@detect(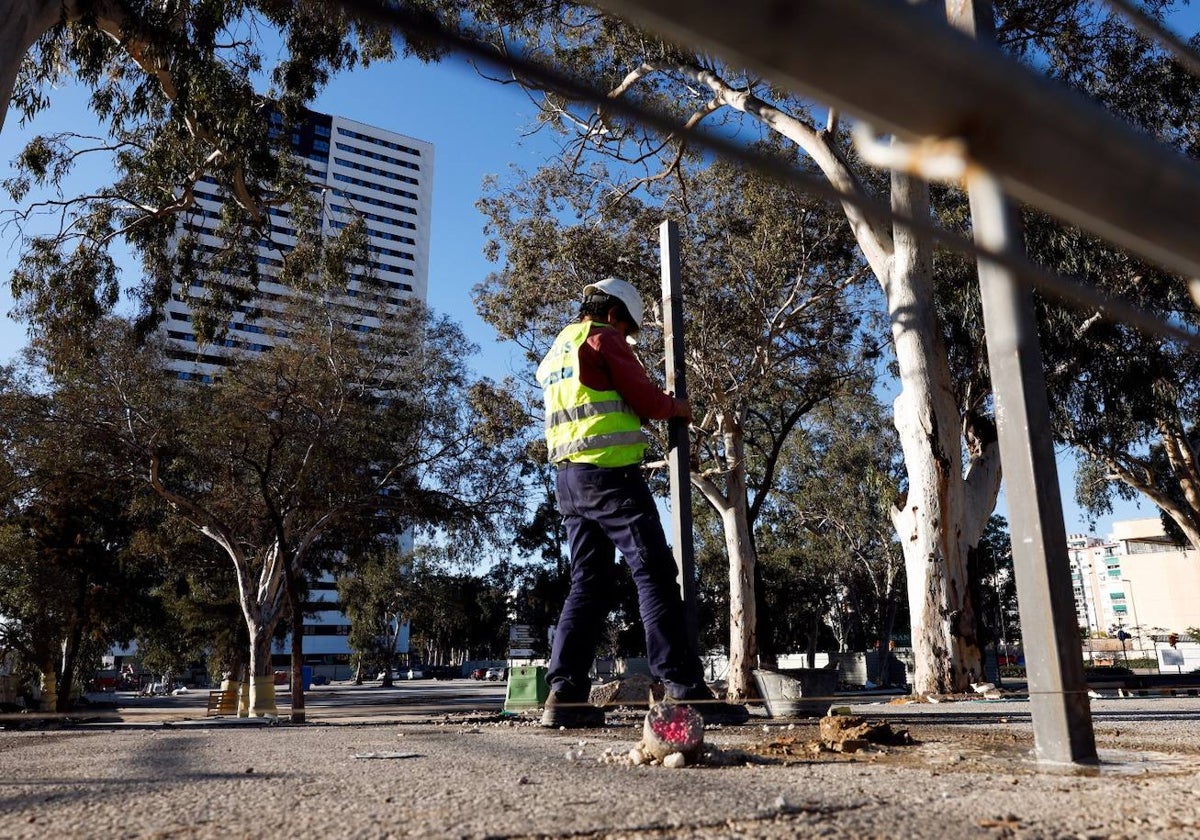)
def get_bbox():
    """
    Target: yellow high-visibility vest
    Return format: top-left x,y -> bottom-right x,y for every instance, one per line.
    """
536,322 -> 647,467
